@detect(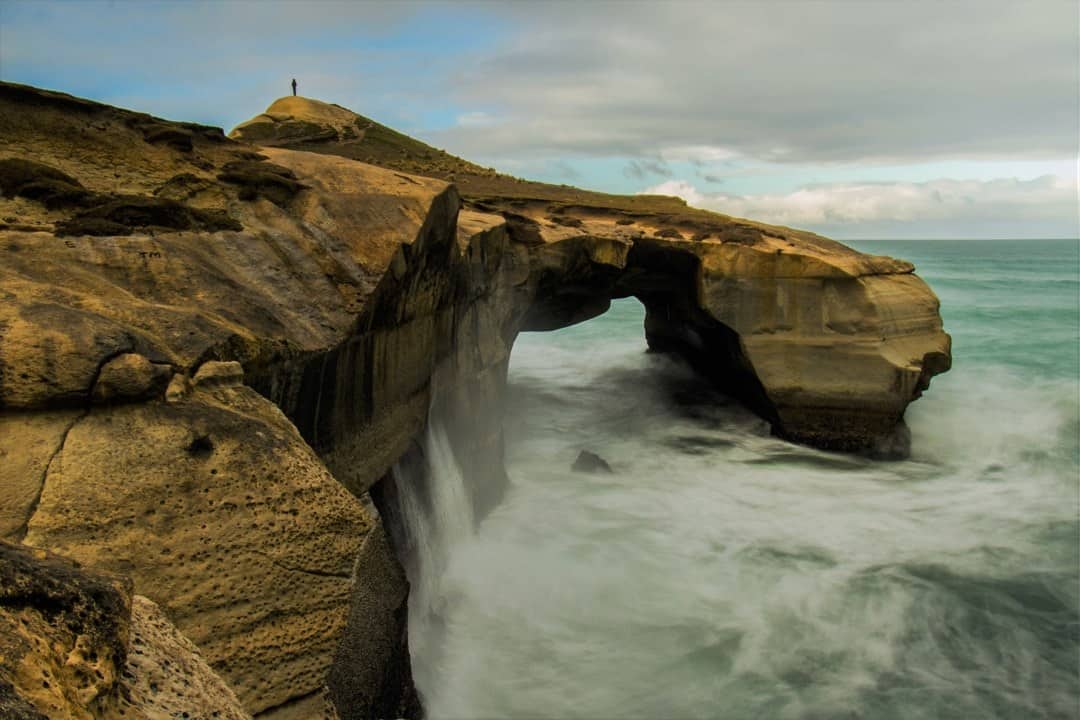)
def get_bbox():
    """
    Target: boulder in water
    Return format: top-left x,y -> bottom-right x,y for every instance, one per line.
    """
572,450 -> 613,474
